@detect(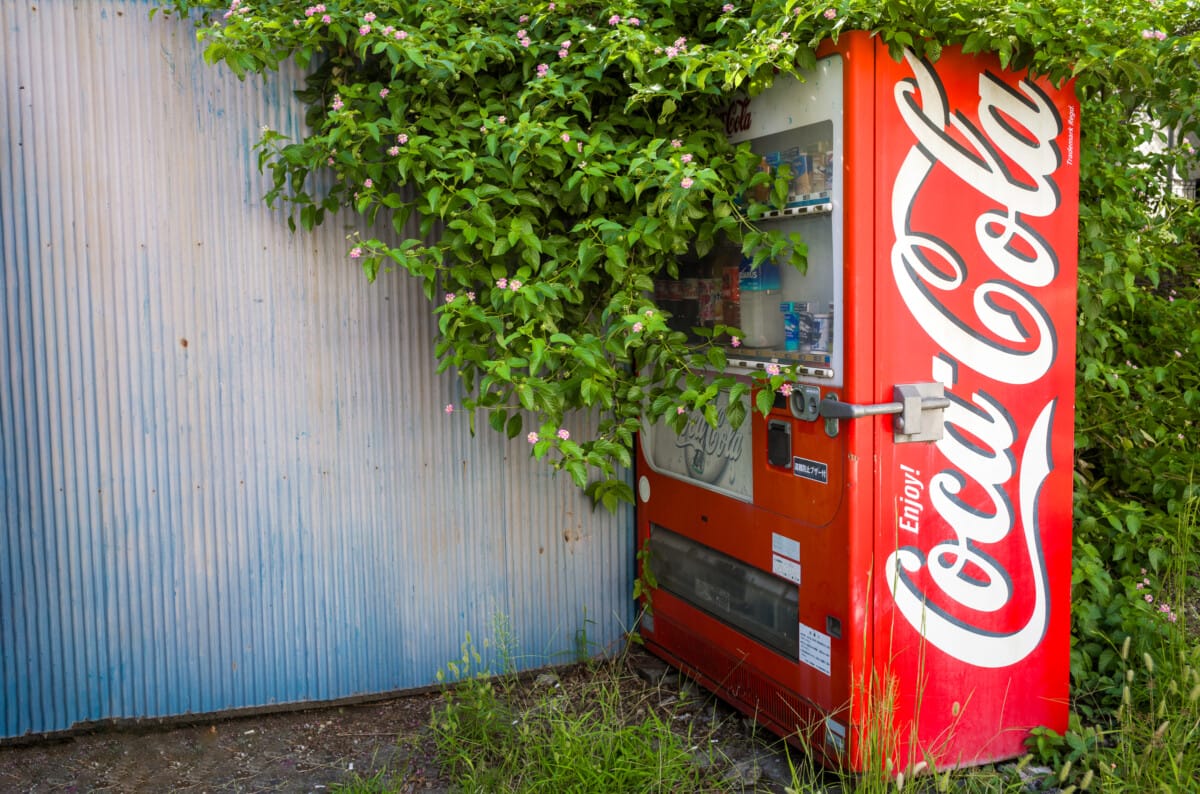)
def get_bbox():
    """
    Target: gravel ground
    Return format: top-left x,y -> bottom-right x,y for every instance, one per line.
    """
0,647 -> 804,793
